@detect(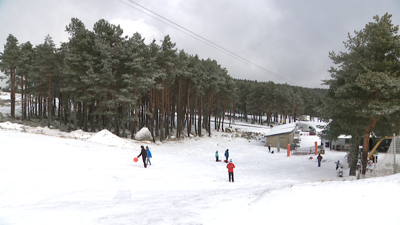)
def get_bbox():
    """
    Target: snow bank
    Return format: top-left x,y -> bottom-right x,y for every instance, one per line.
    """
89,129 -> 138,149
0,121 -> 26,130
63,129 -> 94,140
0,122 -> 69,136
0,121 -> 142,149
